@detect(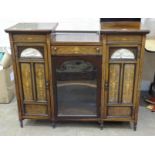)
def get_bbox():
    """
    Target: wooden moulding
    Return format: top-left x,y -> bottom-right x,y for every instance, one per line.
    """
100,18 -> 141,30
24,104 -> 48,116
107,107 -> 132,117
13,34 -> 46,43
107,34 -> 142,43
101,22 -> 141,30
